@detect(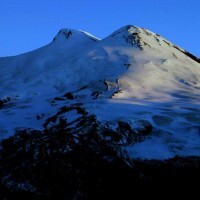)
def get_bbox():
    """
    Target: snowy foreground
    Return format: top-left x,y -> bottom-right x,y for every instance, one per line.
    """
0,25 -> 200,160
